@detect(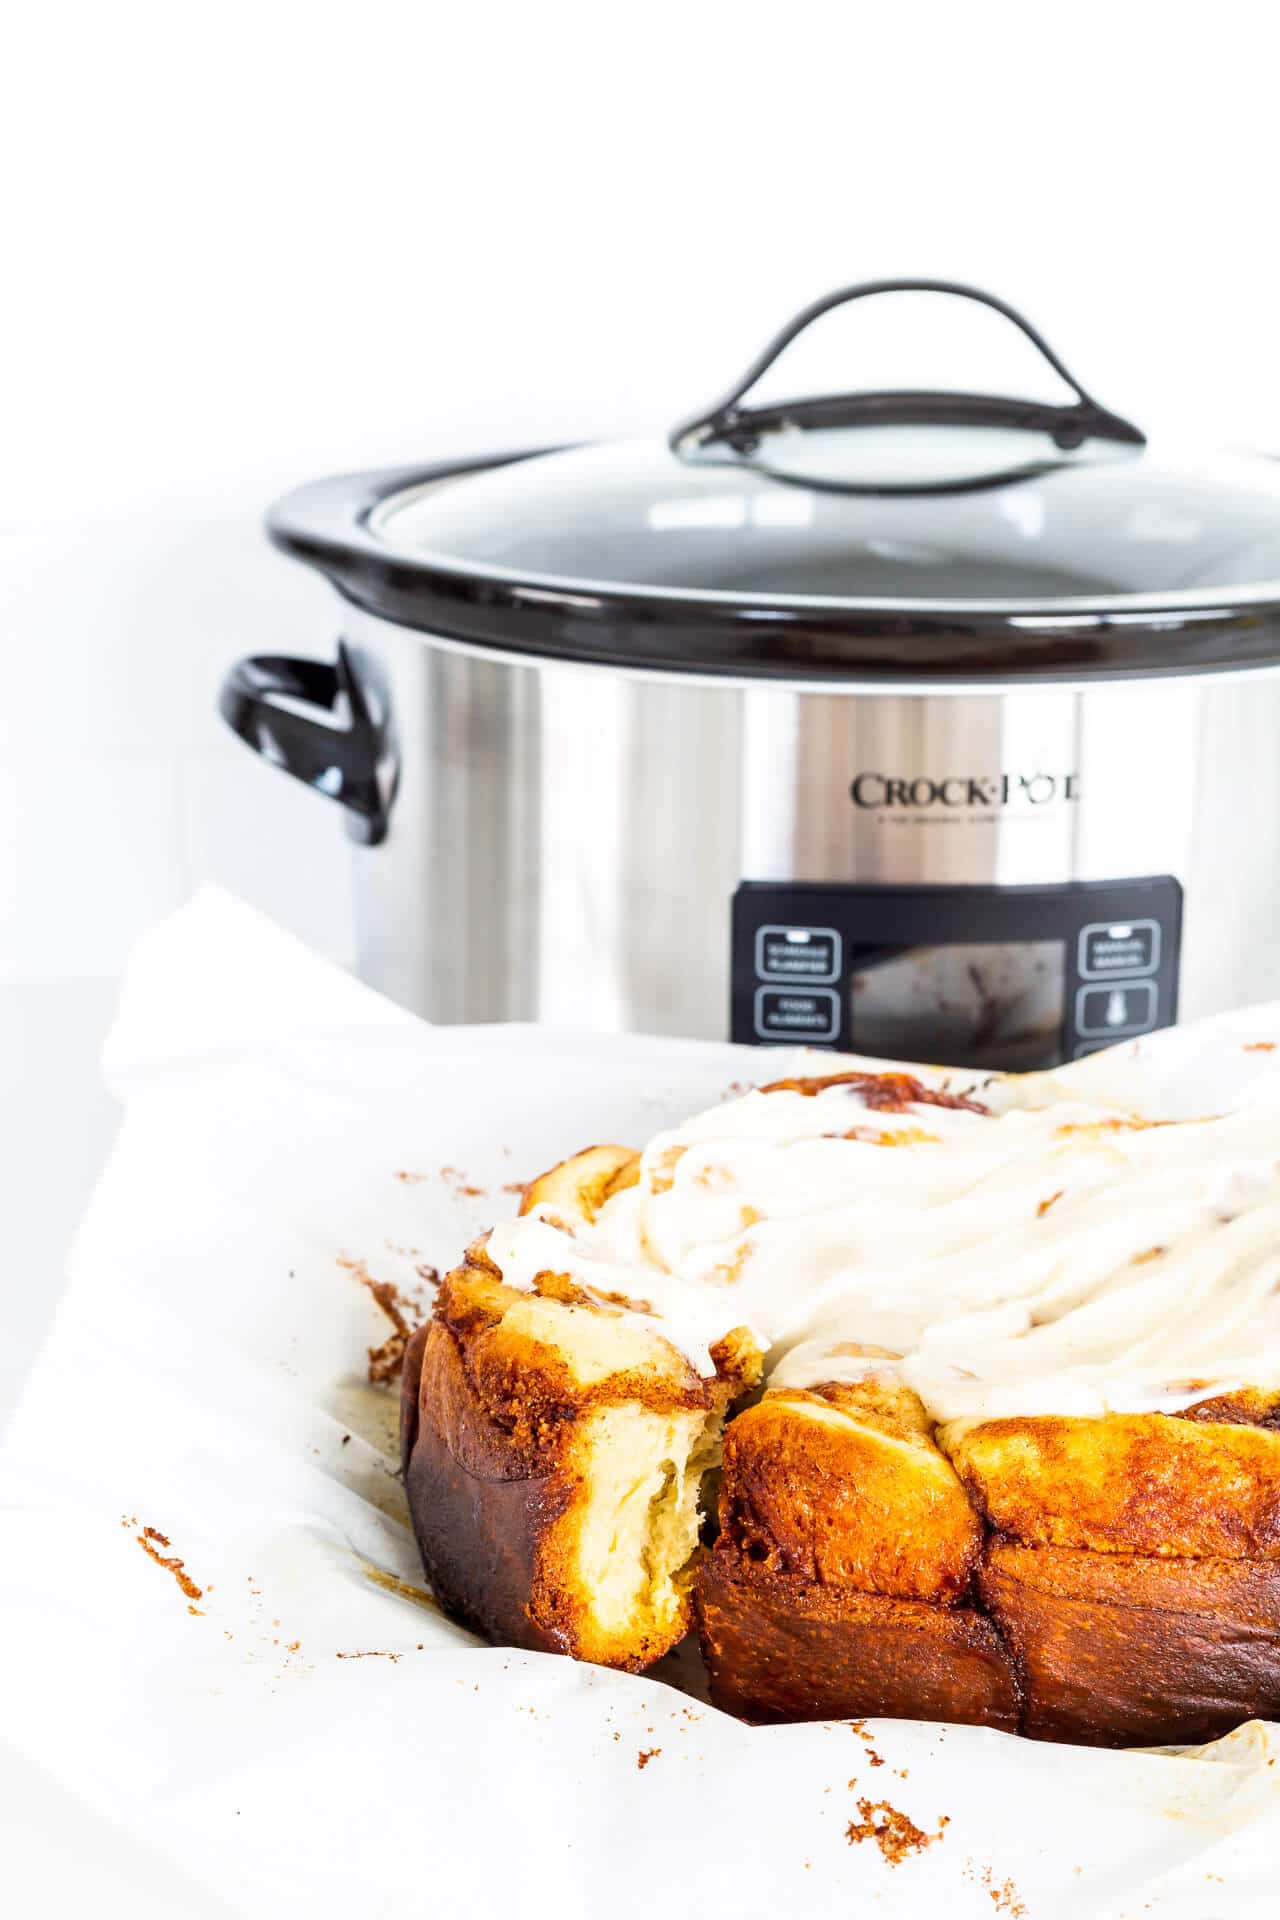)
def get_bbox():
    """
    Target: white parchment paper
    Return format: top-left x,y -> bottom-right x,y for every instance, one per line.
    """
3,888 -> 1280,1919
